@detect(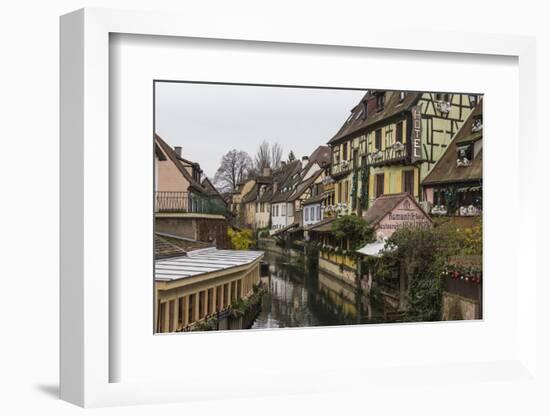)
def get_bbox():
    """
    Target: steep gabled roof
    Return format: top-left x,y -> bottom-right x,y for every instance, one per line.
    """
363,193 -> 432,228
328,91 -> 421,144
257,186 -> 275,203
155,143 -> 167,161
302,145 -> 331,171
269,160 -> 302,203
155,134 -> 207,194
288,169 -> 323,202
202,177 -> 227,206
242,185 -> 259,204
422,100 -> 483,186
303,190 -> 325,205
